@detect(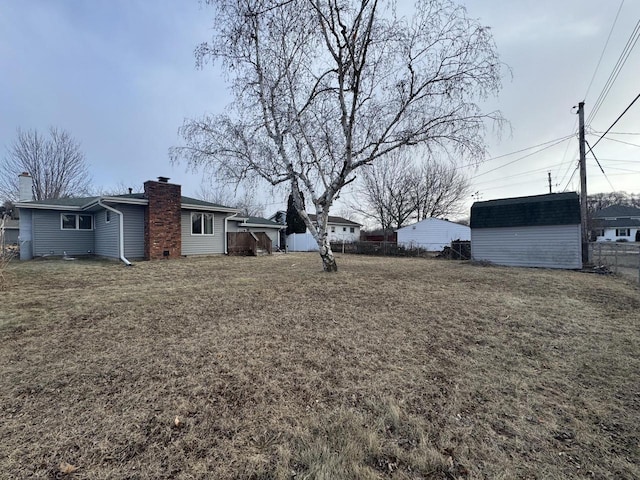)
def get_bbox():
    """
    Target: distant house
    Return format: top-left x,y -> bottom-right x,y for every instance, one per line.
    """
1,218 -> 19,245
15,174 -> 261,263
270,212 -> 361,251
471,192 -> 582,269
396,218 -> 470,251
591,205 -> 640,242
